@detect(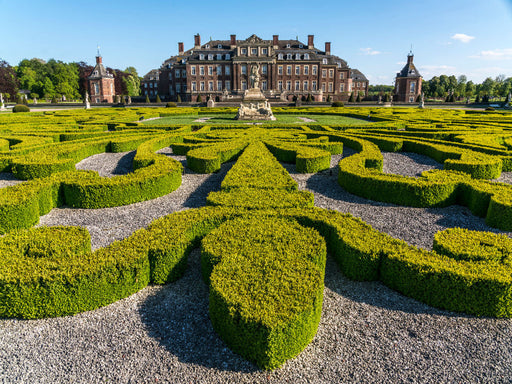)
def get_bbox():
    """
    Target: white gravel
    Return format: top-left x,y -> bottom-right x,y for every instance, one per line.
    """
0,172 -> 24,188
1,147 -> 512,383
